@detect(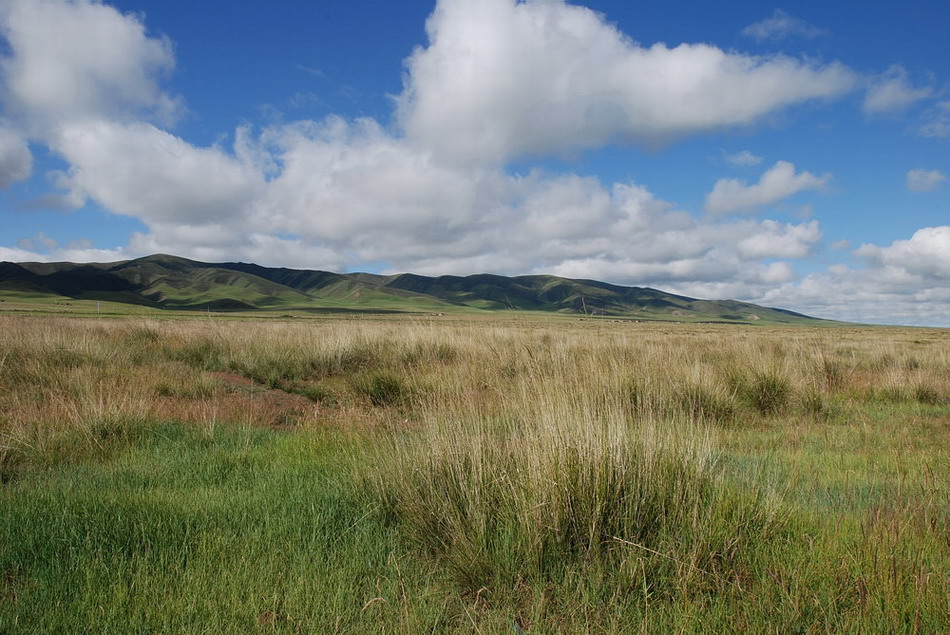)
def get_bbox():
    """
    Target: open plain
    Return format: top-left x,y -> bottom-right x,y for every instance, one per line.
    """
1,314 -> 947,632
